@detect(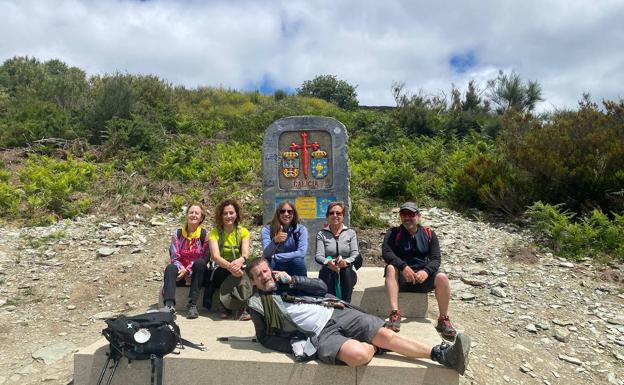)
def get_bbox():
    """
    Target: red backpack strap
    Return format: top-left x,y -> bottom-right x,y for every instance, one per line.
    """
394,226 -> 402,243
395,226 -> 431,245
422,226 -> 432,244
